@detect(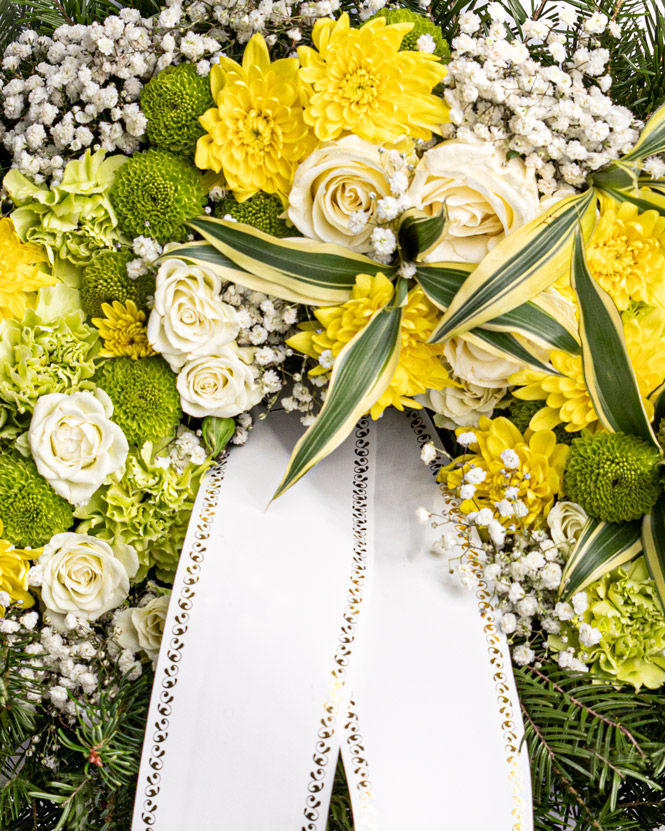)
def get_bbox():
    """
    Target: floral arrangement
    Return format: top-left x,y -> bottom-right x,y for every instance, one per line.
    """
1,0 -> 665,828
